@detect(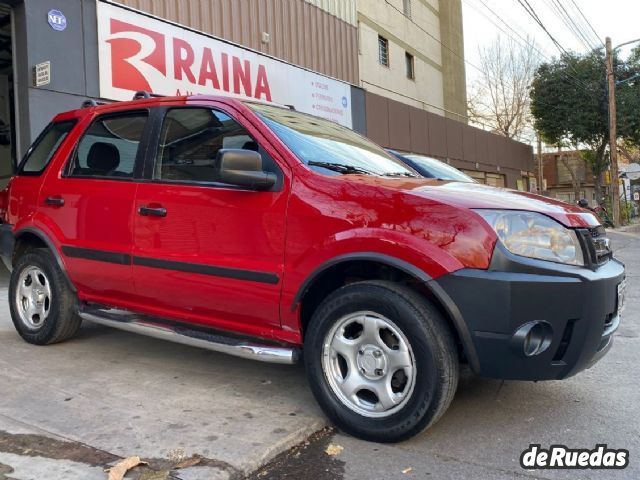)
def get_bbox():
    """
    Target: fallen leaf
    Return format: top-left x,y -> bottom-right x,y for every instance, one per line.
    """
325,444 -> 344,456
106,456 -> 148,480
402,467 -> 413,474
174,455 -> 202,469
